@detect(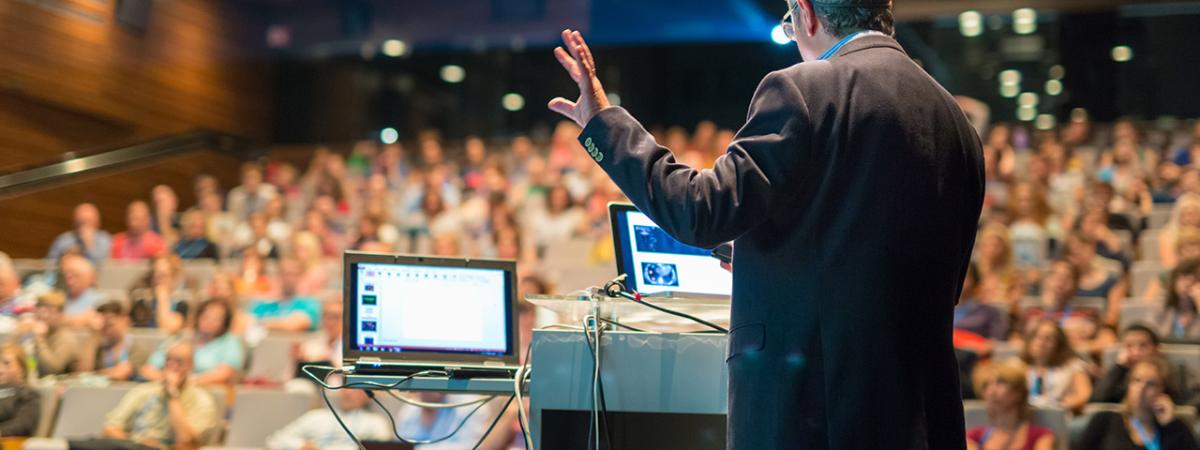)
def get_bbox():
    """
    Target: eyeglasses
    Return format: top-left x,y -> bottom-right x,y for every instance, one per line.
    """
781,0 -> 797,41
